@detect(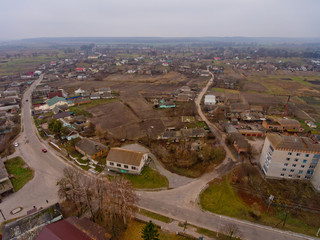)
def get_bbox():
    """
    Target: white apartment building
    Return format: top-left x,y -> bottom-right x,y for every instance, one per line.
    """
259,133 -> 320,191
